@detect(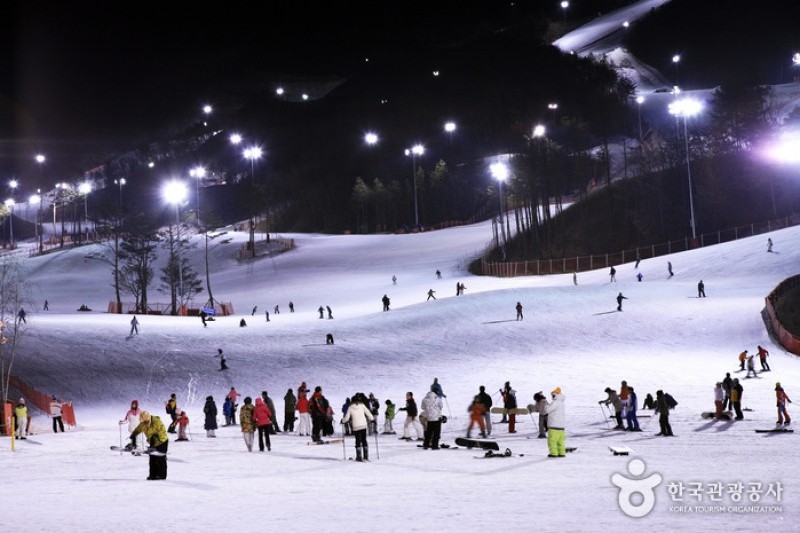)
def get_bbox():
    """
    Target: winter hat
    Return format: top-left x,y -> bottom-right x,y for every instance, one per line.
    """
604,387 -> 612,393
244,396 -> 252,404
552,387 -> 562,395
131,400 -> 139,407
206,395 -> 213,401
18,398 -> 25,405
776,382 -> 782,390
140,411 -> 151,423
